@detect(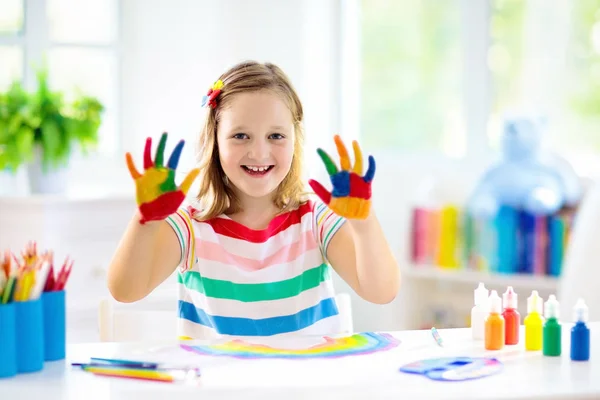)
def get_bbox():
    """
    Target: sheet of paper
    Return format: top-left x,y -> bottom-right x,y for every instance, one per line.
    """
114,332 -> 401,371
